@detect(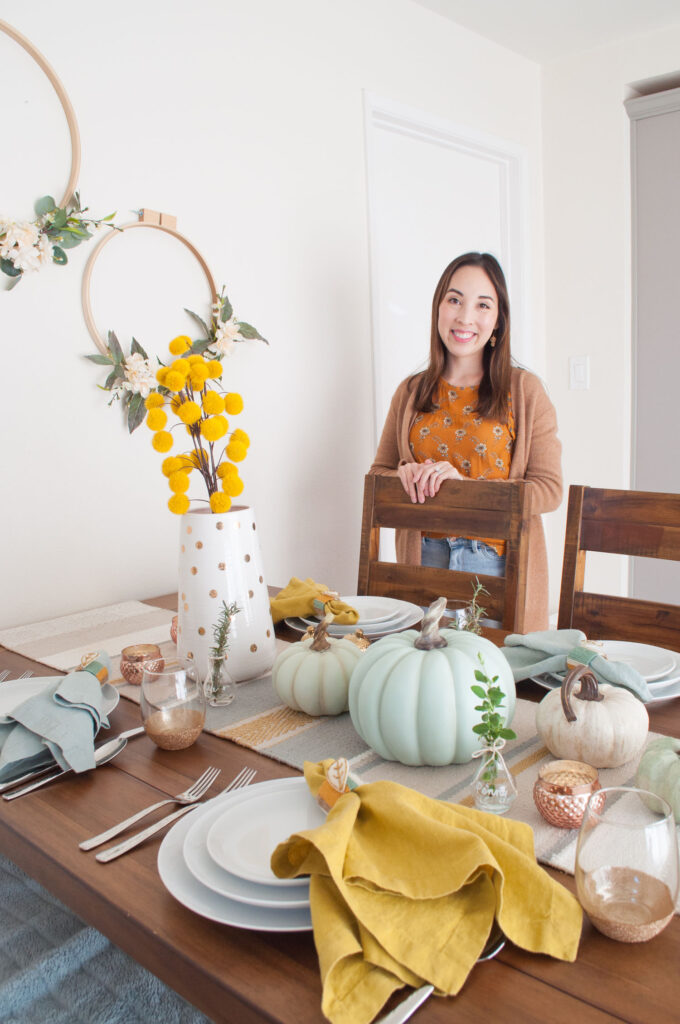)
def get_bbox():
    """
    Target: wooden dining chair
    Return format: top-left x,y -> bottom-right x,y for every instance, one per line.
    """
558,485 -> 680,652
357,475 -> 531,631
